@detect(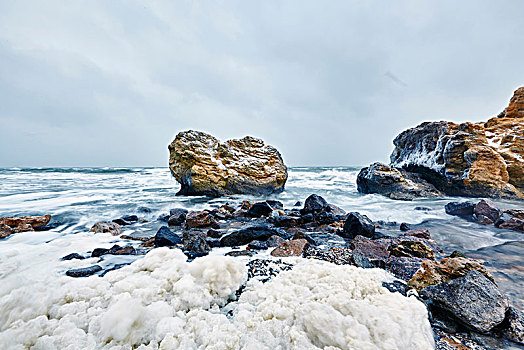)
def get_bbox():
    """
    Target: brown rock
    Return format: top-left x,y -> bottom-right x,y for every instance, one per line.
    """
388,241 -> 435,259
474,199 -> 501,223
505,209 -> 524,220
270,239 -> 308,257
139,237 -> 155,248
505,86 -> 524,119
169,130 -> 288,196
407,257 -> 496,292
0,215 -> 52,238
185,211 -> 216,228
403,229 -> 431,239
89,221 -> 122,236
498,217 -> 524,232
